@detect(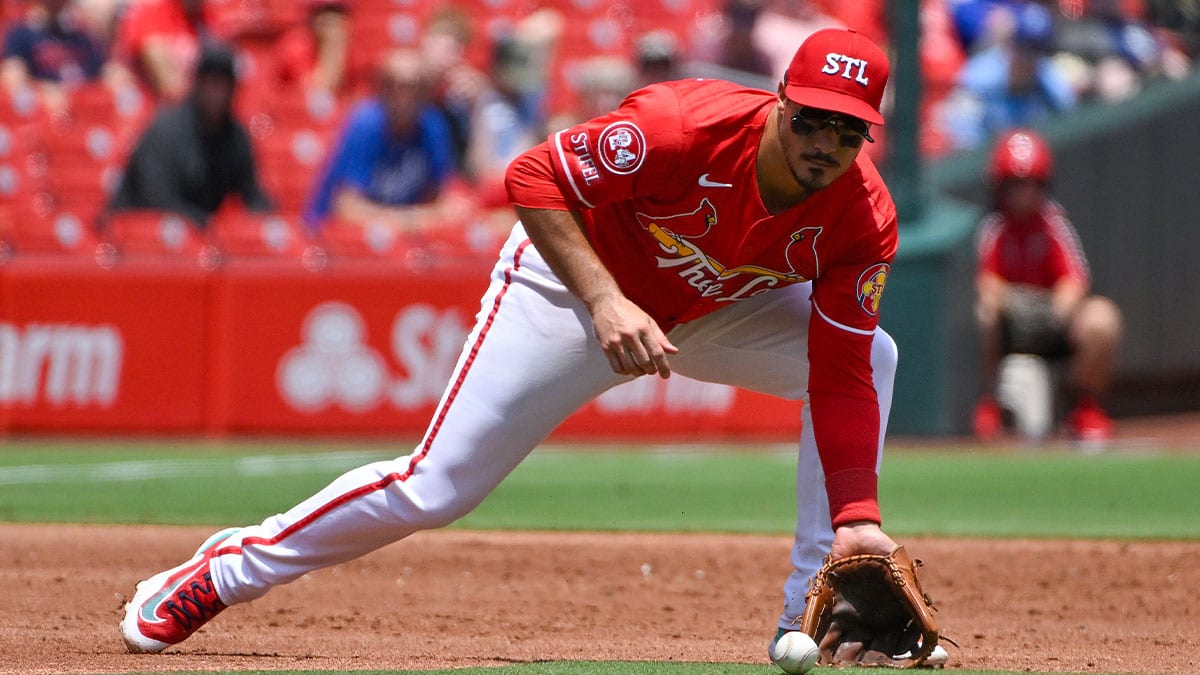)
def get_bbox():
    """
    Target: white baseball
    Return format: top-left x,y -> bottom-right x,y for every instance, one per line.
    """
770,630 -> 820,674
